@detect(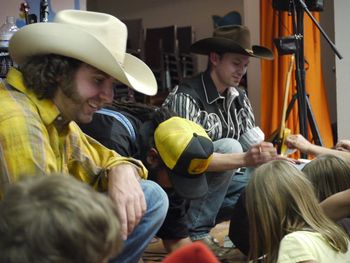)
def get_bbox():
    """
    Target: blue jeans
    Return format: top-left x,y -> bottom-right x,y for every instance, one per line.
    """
109,180 -> 169,263
216,167 -> 252,222
187,138 -> 250,240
